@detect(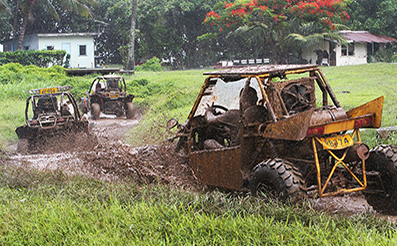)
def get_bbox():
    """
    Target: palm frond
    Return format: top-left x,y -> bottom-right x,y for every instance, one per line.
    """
0,0 -> 11,14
